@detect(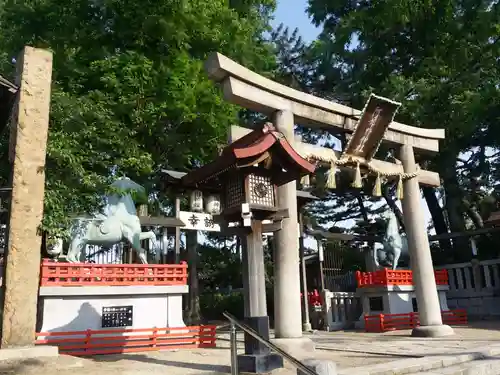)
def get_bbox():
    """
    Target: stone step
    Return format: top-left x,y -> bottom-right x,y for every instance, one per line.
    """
413,356 -> 500,375
336,343 -> 500,375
